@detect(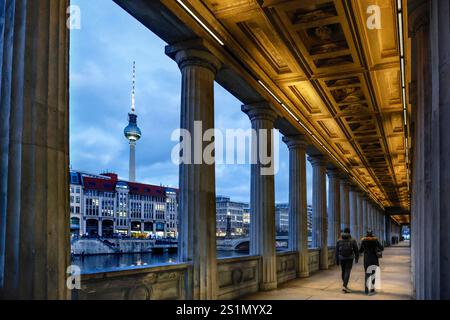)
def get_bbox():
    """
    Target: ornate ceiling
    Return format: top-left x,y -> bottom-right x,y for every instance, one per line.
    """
156,0 -> 411,211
